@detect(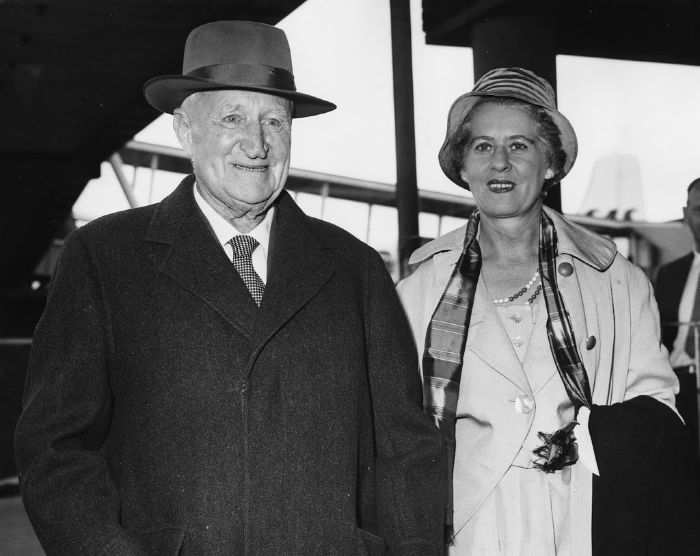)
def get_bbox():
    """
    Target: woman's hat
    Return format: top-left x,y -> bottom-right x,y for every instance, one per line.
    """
143,20 -> 336,118
438,67 -> 577,190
